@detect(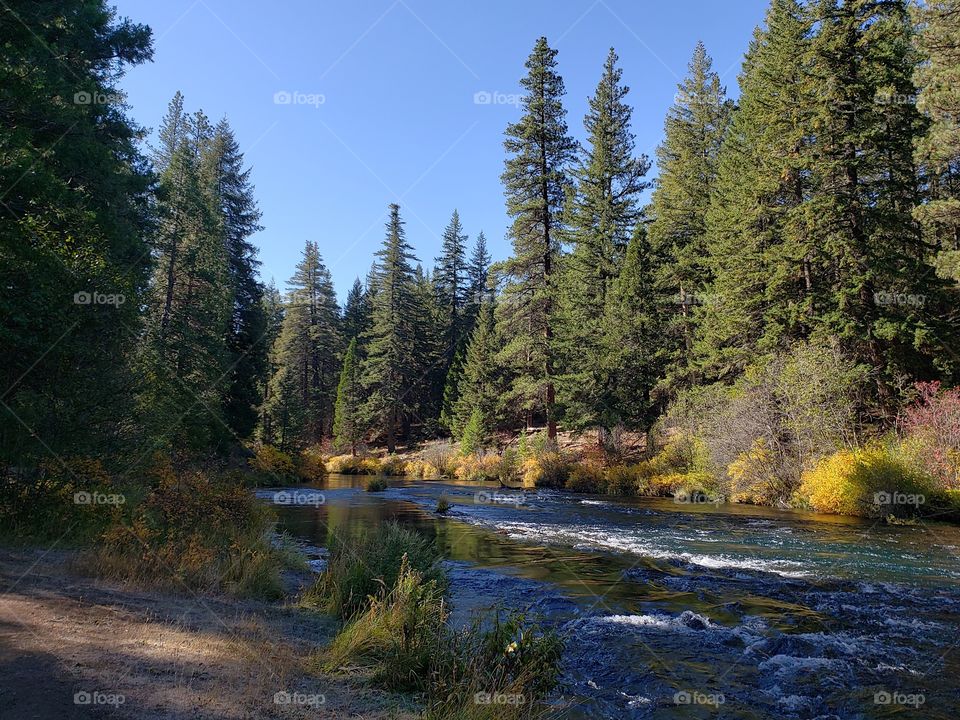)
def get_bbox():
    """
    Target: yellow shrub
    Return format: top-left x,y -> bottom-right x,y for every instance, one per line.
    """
326,454 -> 379,475
520,453 -> 571,489
565,463 -> 607,493
797,444 -> 933,518
454,453 -> 500,482
405,459 -> 442,479
726,437 -> 783,505
379,455 -> 407,476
